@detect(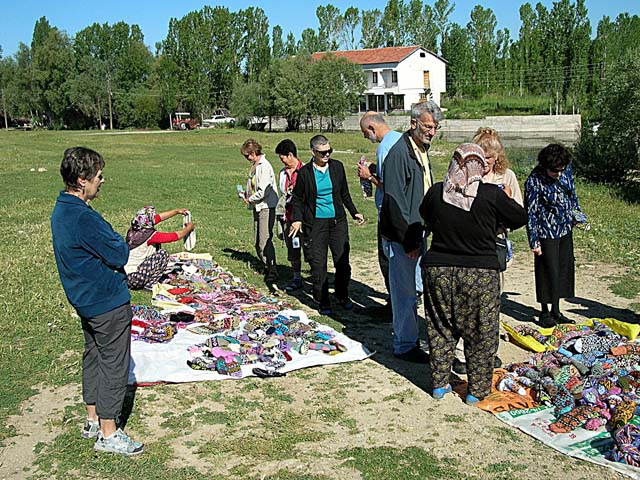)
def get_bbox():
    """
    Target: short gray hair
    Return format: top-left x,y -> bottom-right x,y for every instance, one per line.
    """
411,101 -> 443,123
310,134 -> 329,151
